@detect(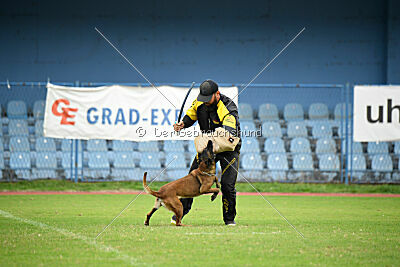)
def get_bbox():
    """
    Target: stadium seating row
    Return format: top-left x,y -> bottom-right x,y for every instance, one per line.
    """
1,119 -> 353,139
0,138 -> 195,153
241,137 -> 398,155
2,100 -> 350,122
238,102 -> 351,121
0,136 -> 398,157
240,120 -> 350,138
2,150 -> 398,181
240,153 -> 398,181
3,100 -> 45,120
2,151 -> 188,181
